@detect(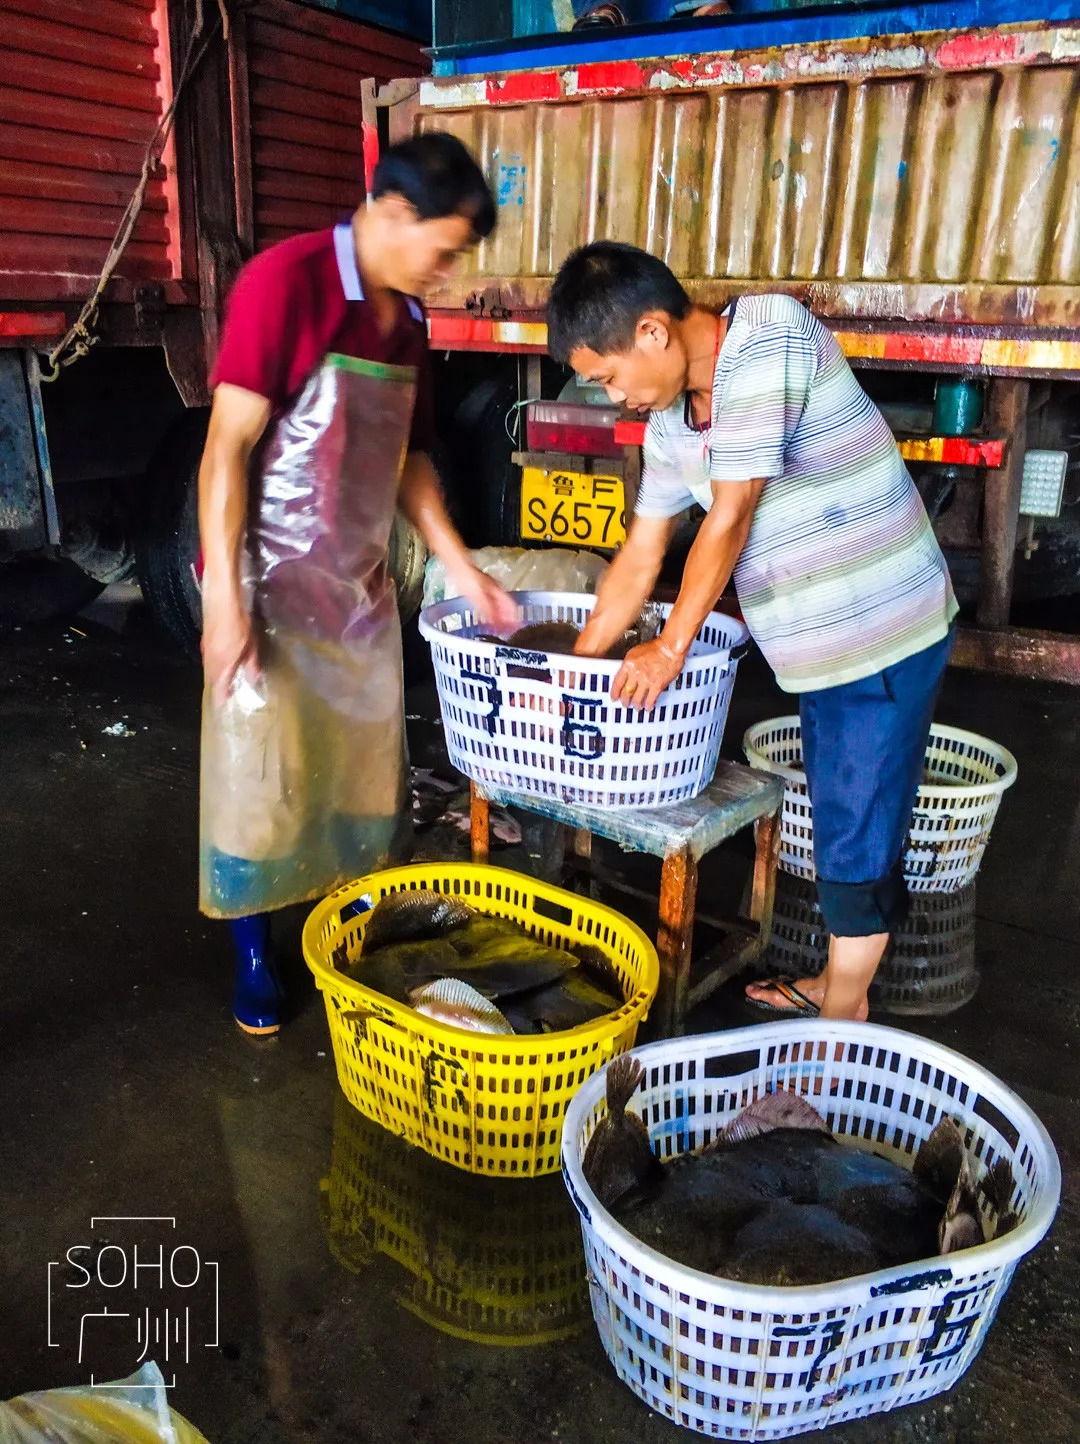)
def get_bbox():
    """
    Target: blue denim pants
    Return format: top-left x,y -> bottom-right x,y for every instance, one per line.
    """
800,626 -> 955,937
